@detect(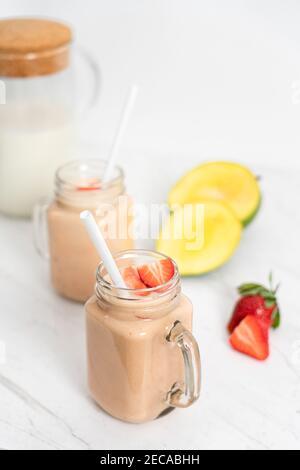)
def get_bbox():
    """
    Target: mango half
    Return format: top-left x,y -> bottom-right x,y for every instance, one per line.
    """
168,162 -> 261,226
156,201 -> 242,276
